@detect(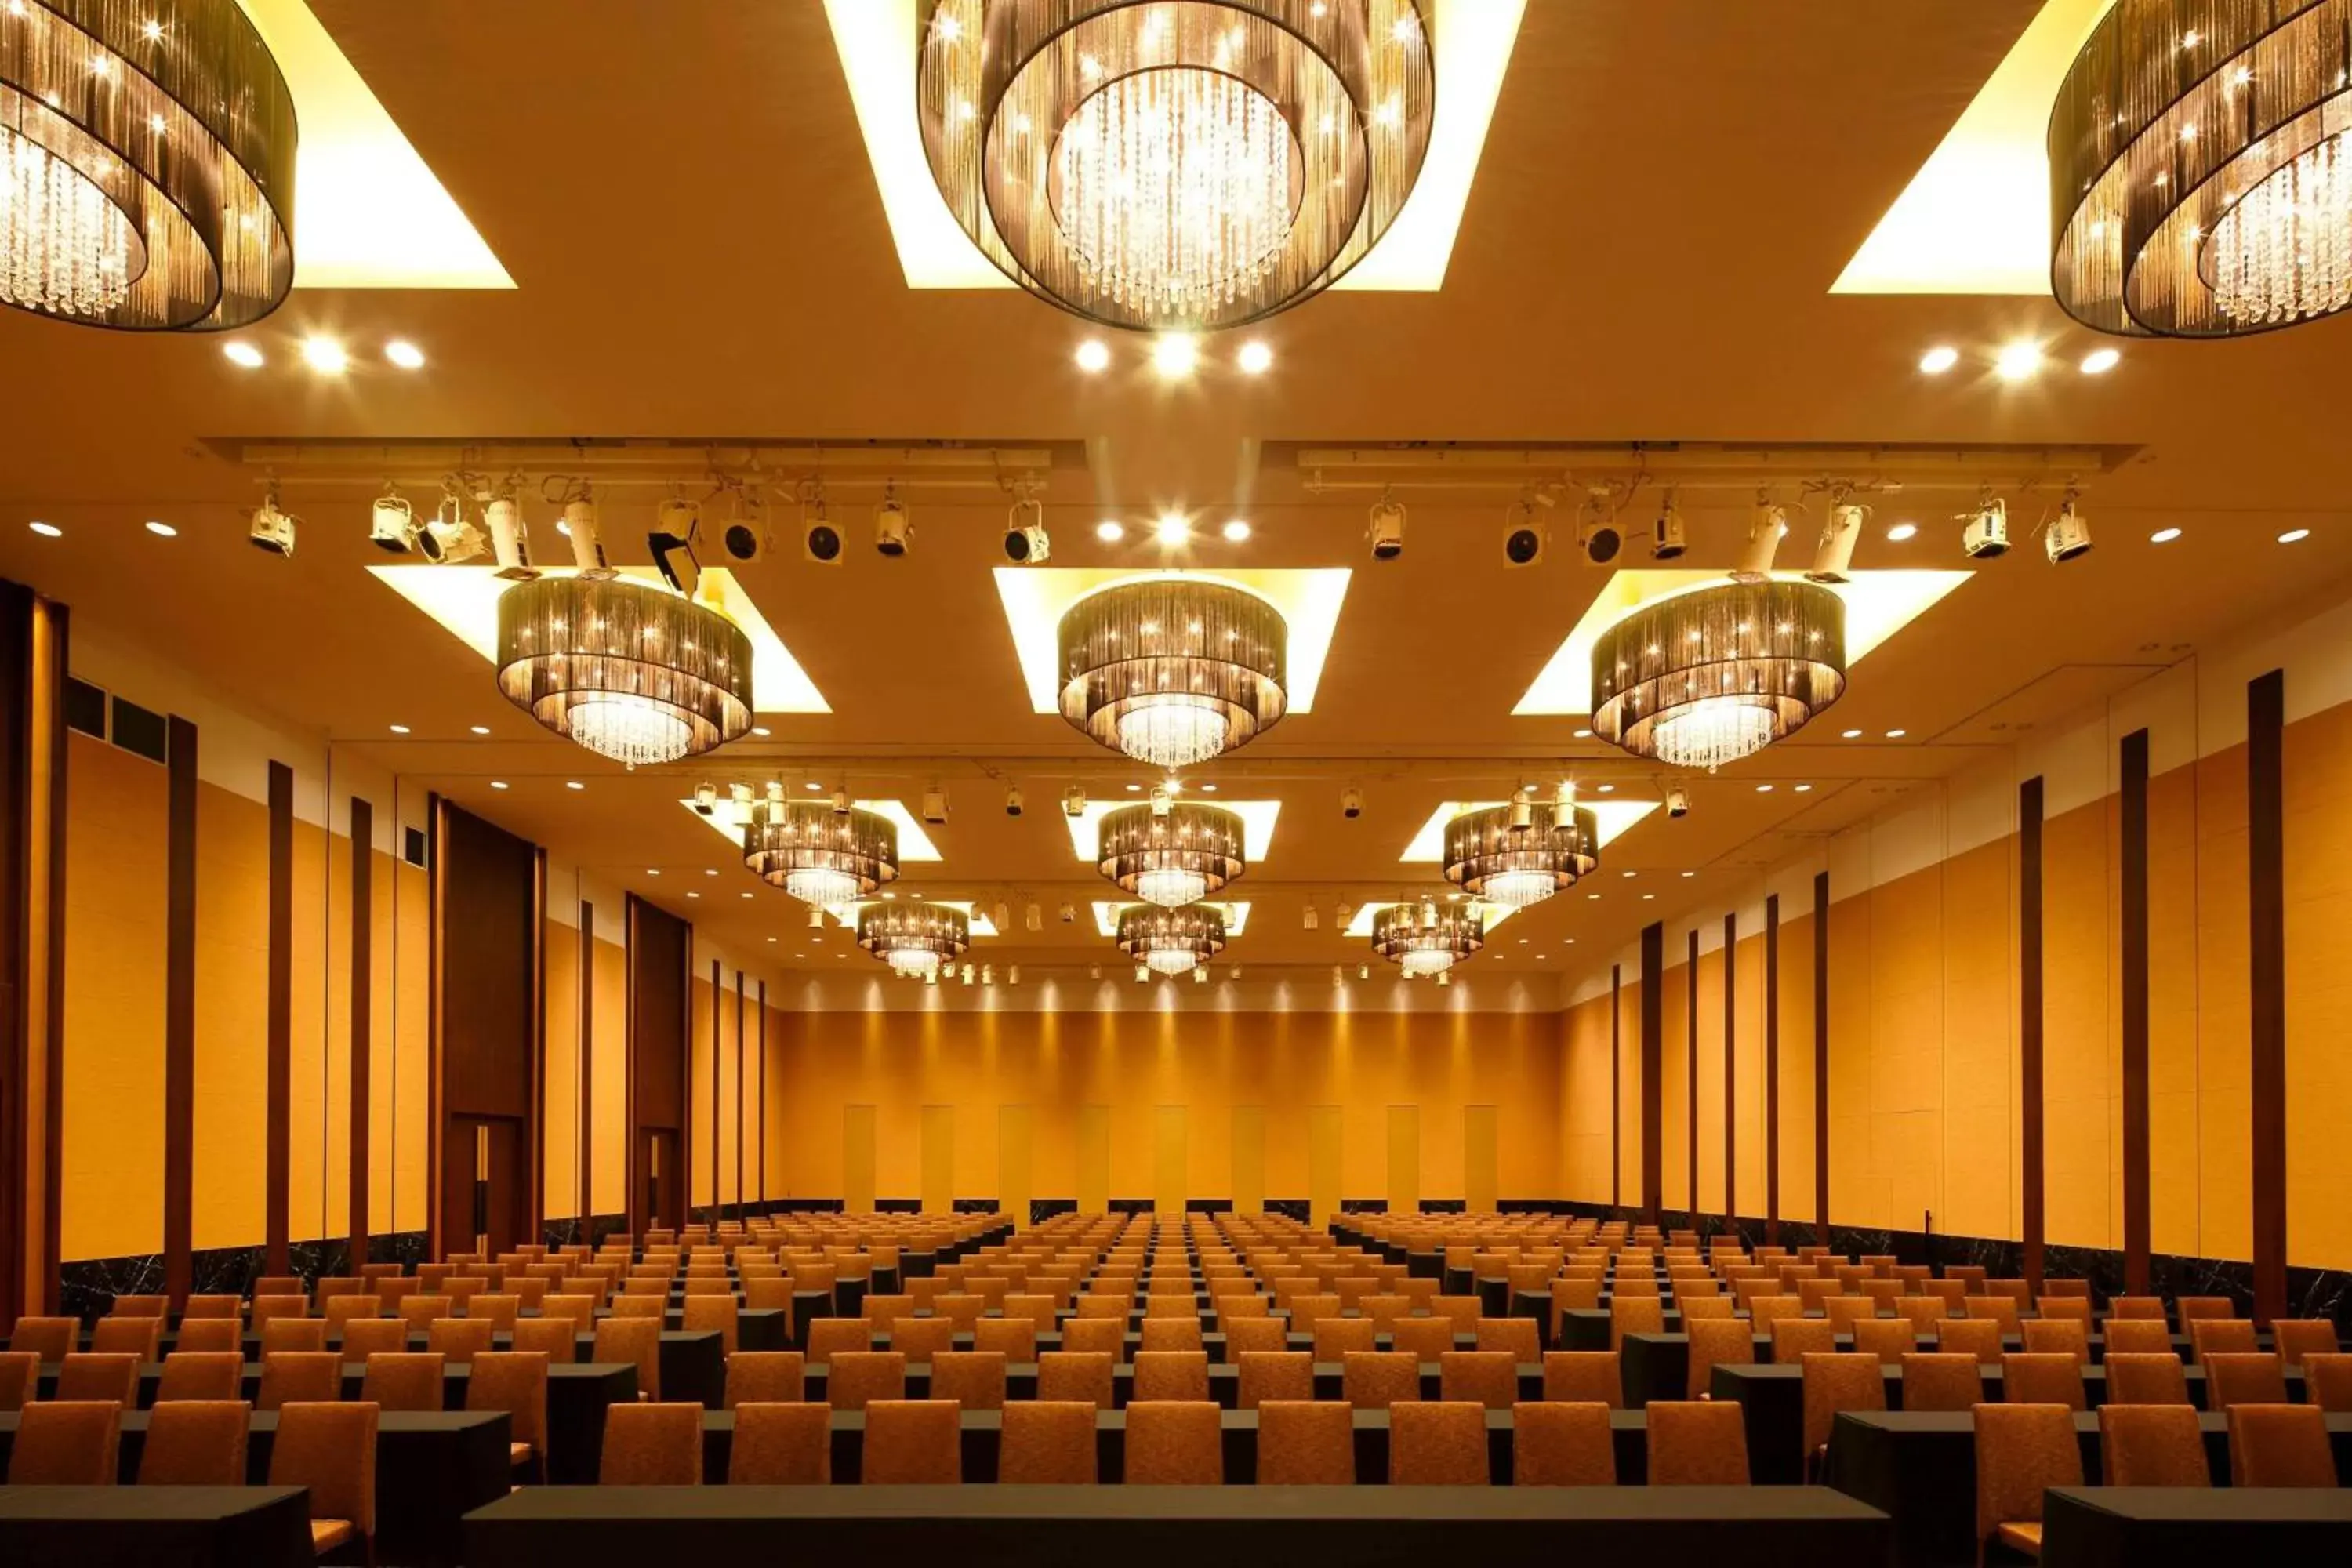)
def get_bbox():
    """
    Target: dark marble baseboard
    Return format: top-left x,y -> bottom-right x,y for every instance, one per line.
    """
58,1230 -> 428,1323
